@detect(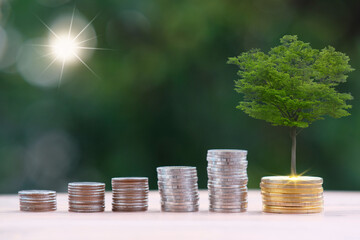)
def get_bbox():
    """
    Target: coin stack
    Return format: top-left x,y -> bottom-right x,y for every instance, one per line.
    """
18,190 -> 57,212
112,177 -> 149,212
261,176 -> 324,214
68,182 -> 105,213
157,166 -> 199,212
207,149 -> 248,213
